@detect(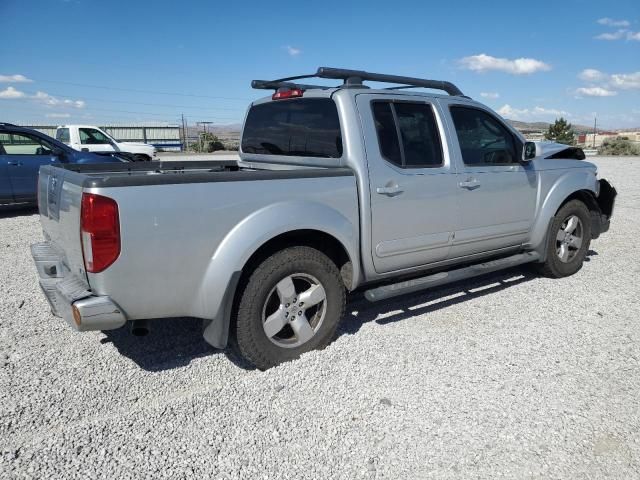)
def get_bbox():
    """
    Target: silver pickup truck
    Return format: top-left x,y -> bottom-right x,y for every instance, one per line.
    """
31,68 -> 616,370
